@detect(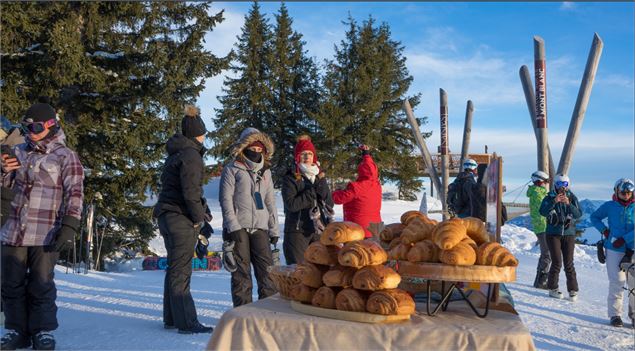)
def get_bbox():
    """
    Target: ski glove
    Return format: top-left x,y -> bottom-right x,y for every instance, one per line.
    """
270,236 -> 279,245
195,235 -> 209,260
602,229 -> 610,238
200,222 -> 213,239
54,216 -> 79,252
613,237 -> 626,248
